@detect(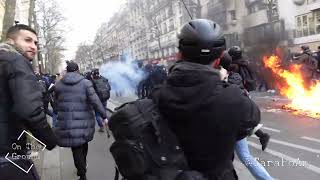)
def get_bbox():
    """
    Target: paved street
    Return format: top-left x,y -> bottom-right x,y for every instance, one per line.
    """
247,92 -> 320,180
37,92 -> 320,180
